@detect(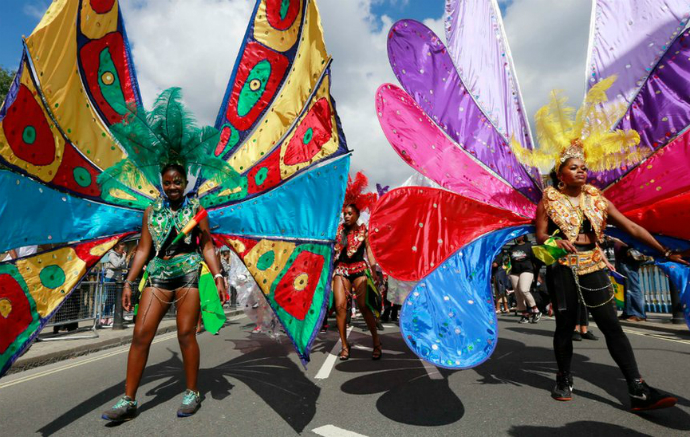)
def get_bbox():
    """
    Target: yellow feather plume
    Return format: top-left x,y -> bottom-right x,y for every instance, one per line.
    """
547,90 -> 575,140
574,75 -> 617,135
533,106 -> 565,154
511,76 -> 646,175
510,136 -> 556,170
